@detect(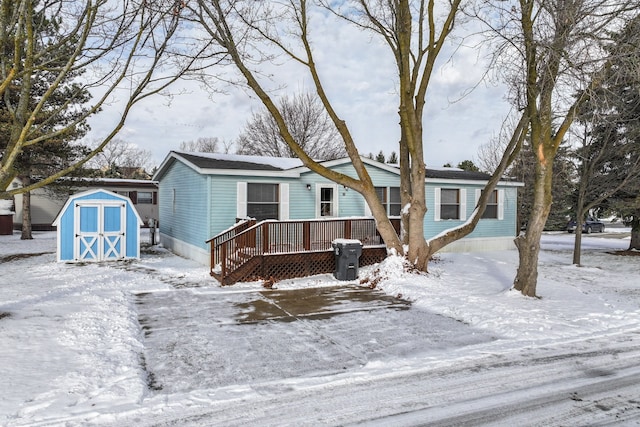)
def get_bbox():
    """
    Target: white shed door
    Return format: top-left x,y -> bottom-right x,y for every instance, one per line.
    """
75,202 -> 125,261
